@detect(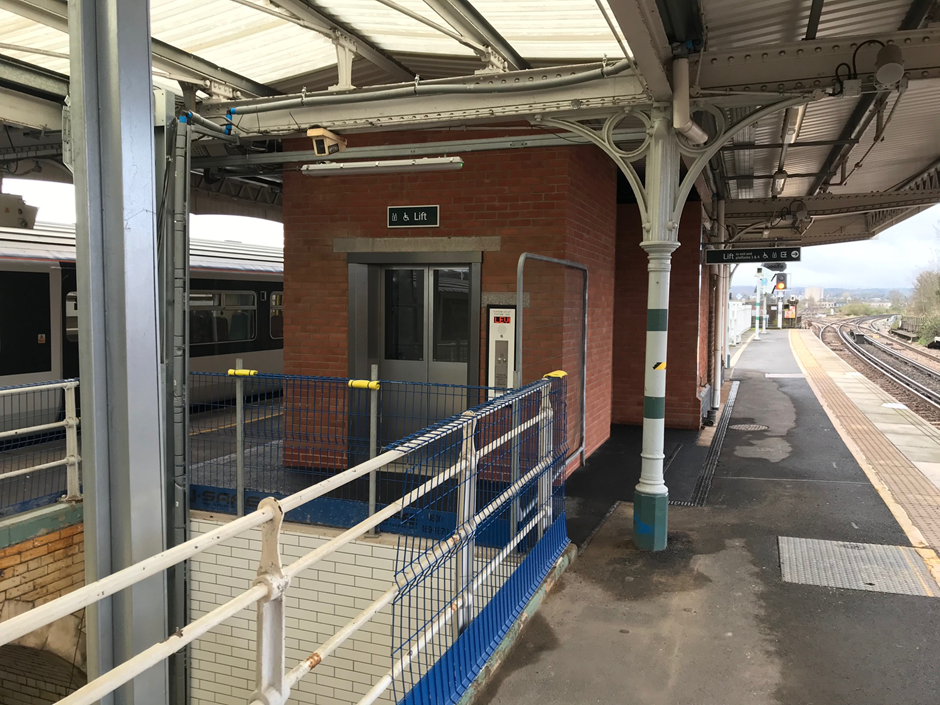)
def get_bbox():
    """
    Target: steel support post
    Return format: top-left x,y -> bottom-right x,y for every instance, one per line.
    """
368,363 -> 378,534
236,357 -> 246,517
537,384 -> 552,536
70,1 -> 168,702
634,110 -> 679,552
754,273 -> 763,341
710,200 -> 727,420
252,498 -> 289,705
166,116 -> 191,705
454,411 -> 478,638
63,383 -> 81,501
